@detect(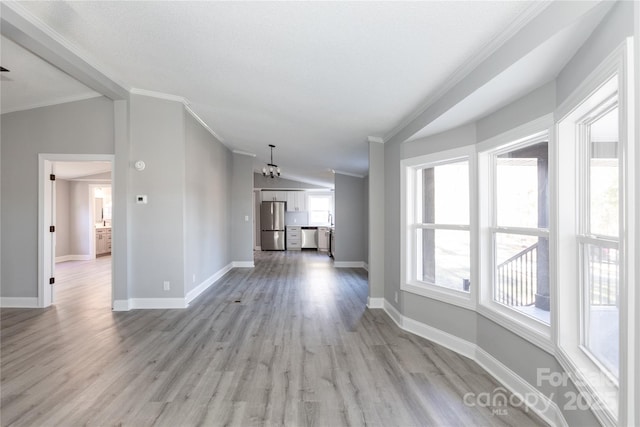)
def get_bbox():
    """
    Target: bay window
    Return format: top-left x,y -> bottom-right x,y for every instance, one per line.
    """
402,147 -> 475,308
